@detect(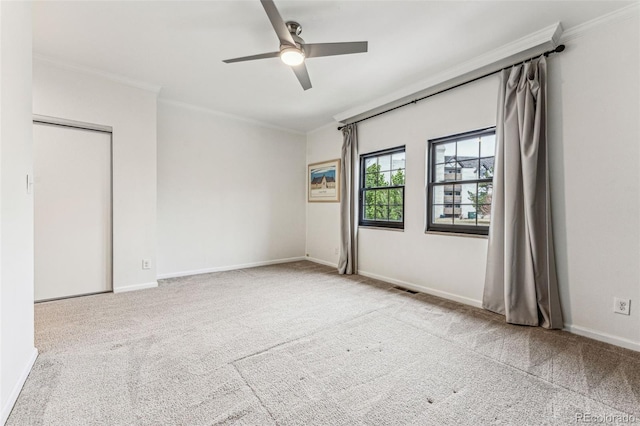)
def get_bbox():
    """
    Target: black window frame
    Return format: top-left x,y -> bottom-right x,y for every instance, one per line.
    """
359,145 -> 406,230
427,127 -> 495,236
